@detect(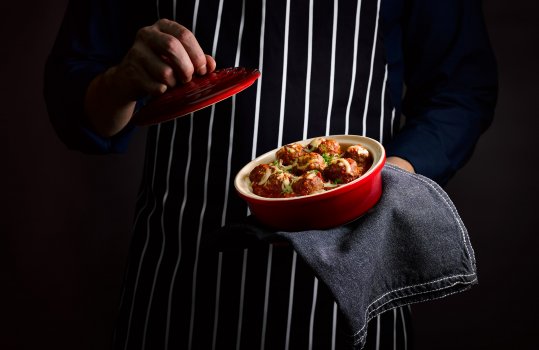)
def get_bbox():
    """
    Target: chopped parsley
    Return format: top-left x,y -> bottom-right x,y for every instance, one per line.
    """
322,153 -> 335,165
281,183 -> 293,194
